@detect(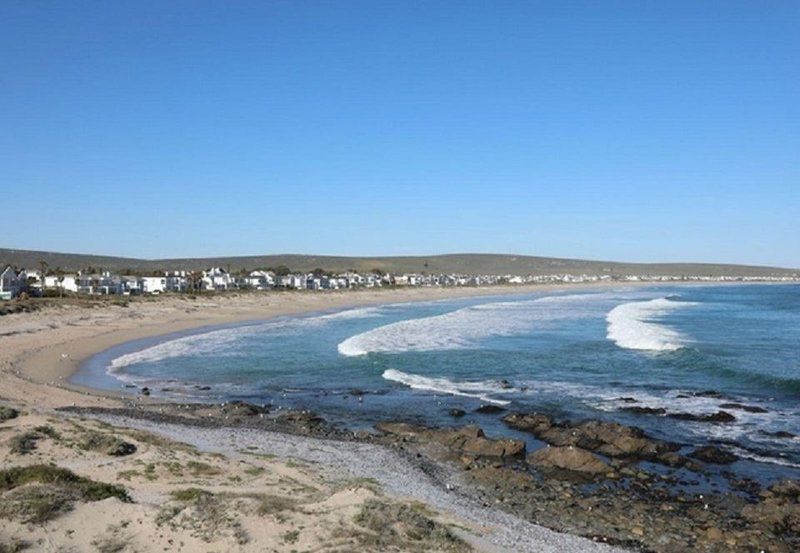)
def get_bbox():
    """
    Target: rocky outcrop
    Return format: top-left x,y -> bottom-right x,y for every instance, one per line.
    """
719,402 -> 768,414
502,412 -> 677,461
741,480 -> 800,538
475,404 -> 505,414
667,411 -> 736,423
527,445 -> 611,477
689,445 -> 738,465
442,426 -> 525,458
376,422 -> 525,458
621,406 -> 667,416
